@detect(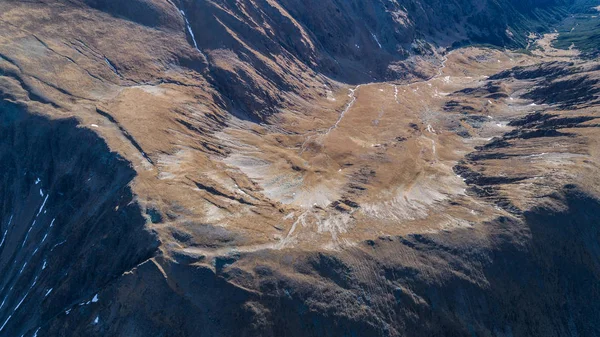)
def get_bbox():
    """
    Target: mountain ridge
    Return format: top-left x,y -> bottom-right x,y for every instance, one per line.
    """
1,0 -> 599,336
